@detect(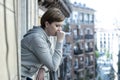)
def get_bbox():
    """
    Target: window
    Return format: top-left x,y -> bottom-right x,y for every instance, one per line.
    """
80,13 -> 83,22
89,14 -> 93,23
84,13 -> 89,23
73,30 -> 77,39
